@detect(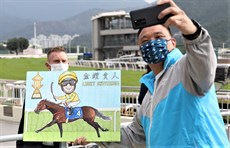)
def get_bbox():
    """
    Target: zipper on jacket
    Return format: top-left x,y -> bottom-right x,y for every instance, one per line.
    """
148,70 -> 165,147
